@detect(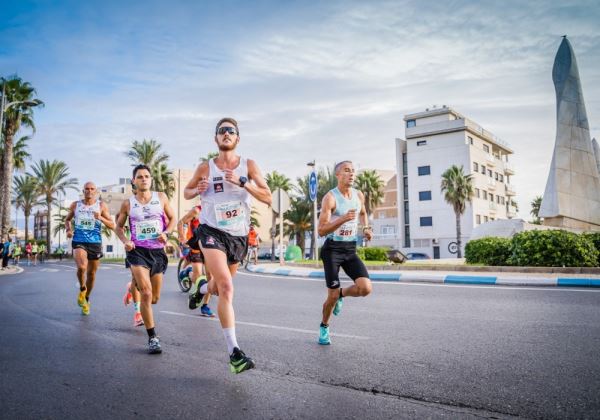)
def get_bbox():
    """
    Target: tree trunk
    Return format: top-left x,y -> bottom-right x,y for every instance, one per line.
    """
24,211 -> 29,242
1,134 -> 14,238
455,211 -> 462,259
270,211 -> 276,262
46,199 -> 51,249
296,231 -> 305,259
